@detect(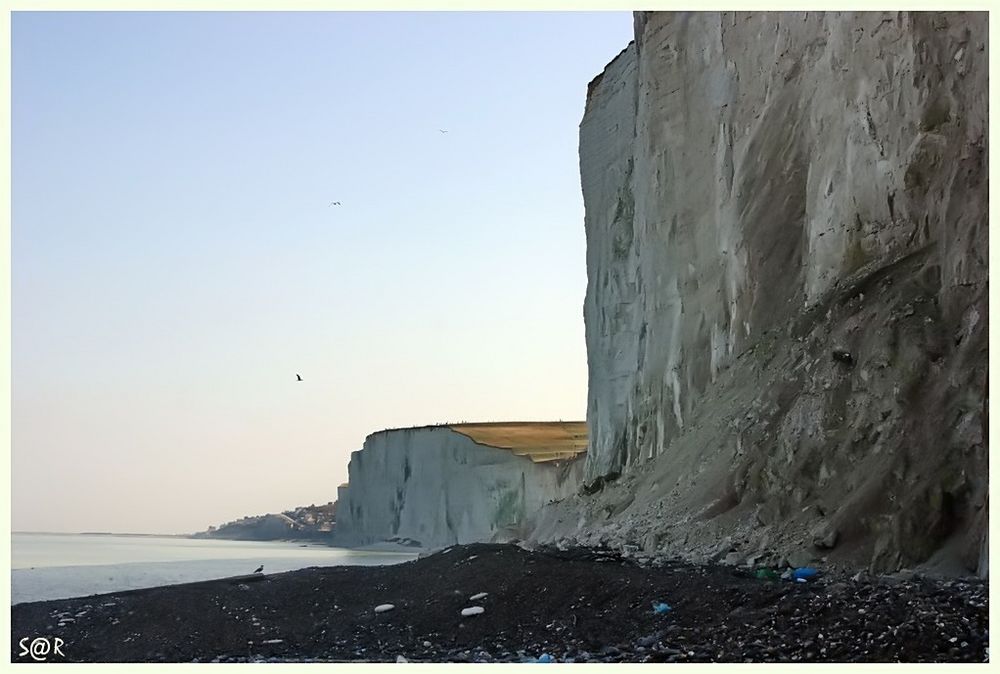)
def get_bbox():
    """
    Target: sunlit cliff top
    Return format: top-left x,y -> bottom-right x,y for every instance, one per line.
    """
365,421 -> 588,463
